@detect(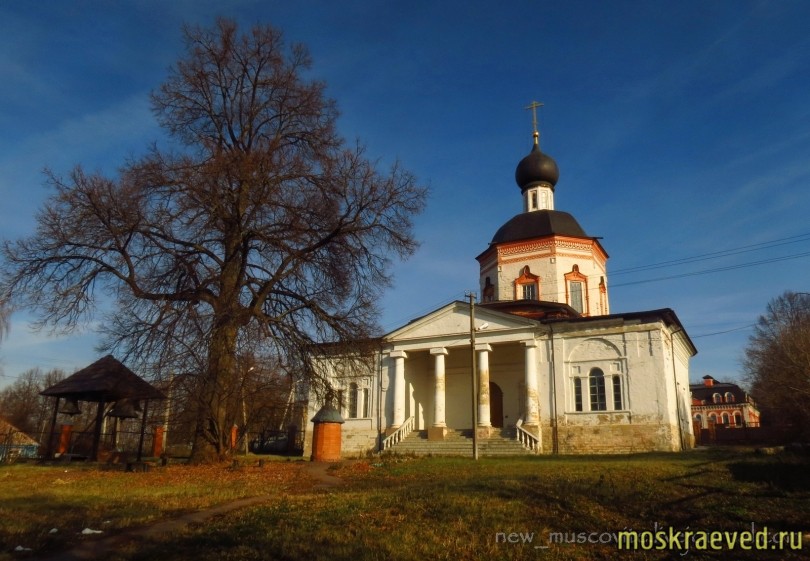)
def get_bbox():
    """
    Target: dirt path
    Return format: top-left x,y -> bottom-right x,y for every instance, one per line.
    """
33,462 -> 344,561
